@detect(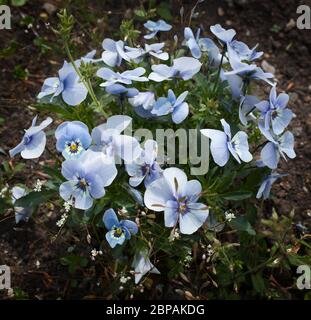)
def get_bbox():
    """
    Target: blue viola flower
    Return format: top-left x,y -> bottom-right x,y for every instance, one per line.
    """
9,115 -> 52,159
255,85 -> 293,135
149,57 -> 202,82
144,19 -> 172,39
148,64 -> 174,82
128,91 -> 156,119
200,119 -> 253,167
221,72 -> 243,99
75,50 -> 98,67
144,43 -> 169,60
106,84 -> 139,98
184,27 -> 202,59
126,43 -> 169,63
144,167 -> 209,235
91,115 -> 141,163
210,24 -> 262,62
183,27 -> 221,63
210,24 -> 236,44
129,91 -> 155,110
38,61 -> 88,106
103,208 -> 138,248
100,39 -> 138,67
225,45 -> 274,86
126,140 -> 163,187
127,186 -> 144,206
60,150 -> 117,210
259,125 -> 296,169
132,250 -> 160,284
55,121 -> 92,159
229,40 -> 263,62
256,173 -> 287,200
151,90 -> 189,124
239,95 -> 260,126
97,67 -> 148,87
11,186 -> 33,223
